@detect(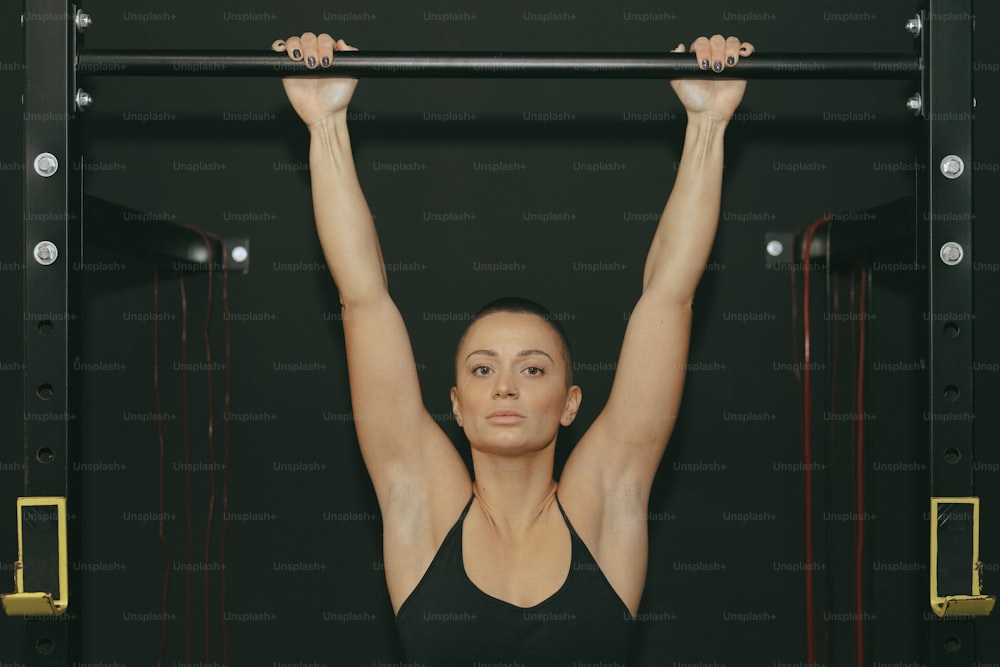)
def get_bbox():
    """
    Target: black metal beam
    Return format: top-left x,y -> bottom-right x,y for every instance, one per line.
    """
824,197 -> 916,264
21,0 -> 80,663
84,194 -> 249,272
924,0 -> 977,664
77,50 -> 922,79
763,196 -> 916,272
